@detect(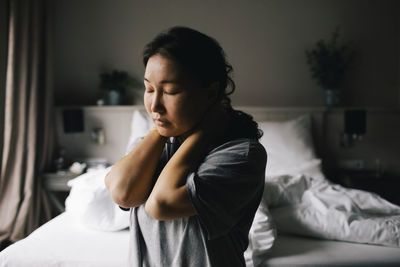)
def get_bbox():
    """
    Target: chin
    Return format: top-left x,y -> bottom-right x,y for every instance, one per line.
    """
157,128 -> 177,138
157,126 -> 187,139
